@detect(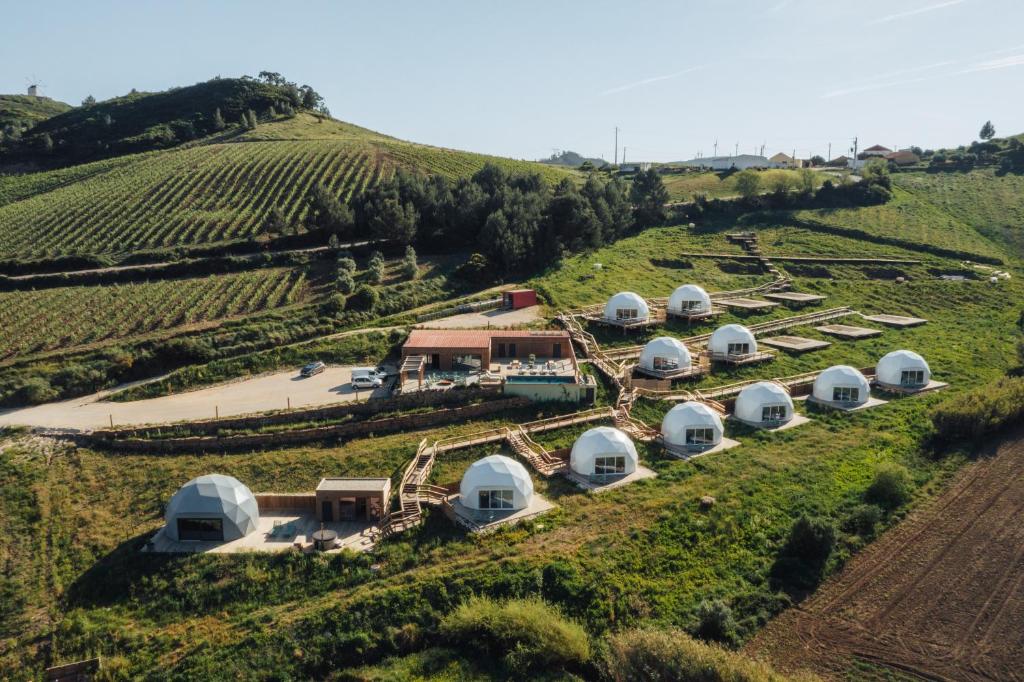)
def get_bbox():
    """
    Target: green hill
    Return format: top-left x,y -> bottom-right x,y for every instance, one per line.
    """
0,94 -> 72,135
0,112 -> 574,259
